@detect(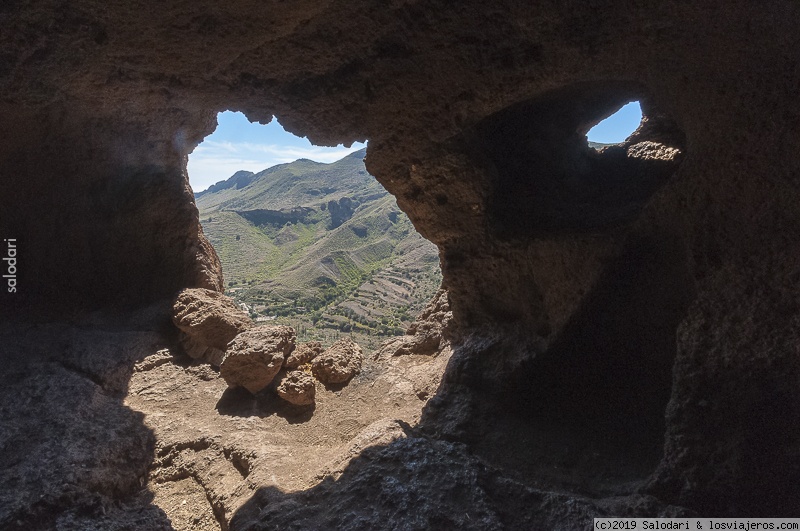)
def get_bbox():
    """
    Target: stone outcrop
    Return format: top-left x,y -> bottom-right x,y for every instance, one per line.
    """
311,338 -> 364,384
376,289 -> 452,359
285,341 -> 324,369
172,288 -> 253,365
219,326 -> 295,394
274,369 -> 316,406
